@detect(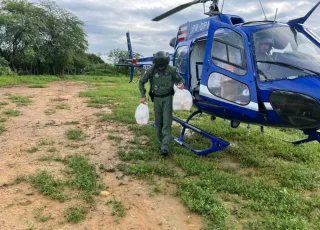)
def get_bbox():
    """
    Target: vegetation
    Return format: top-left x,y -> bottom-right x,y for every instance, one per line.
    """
77,75 -> 320,230
65,205 -> 86,223
65,129 -> 87,141
0,0 -> 142,77
3,109 -> 21,116
0,125 -> 6,134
